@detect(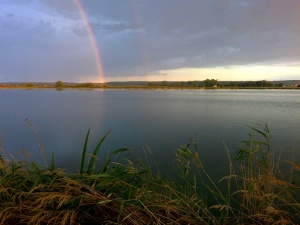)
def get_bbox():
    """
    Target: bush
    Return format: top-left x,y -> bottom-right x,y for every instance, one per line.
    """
55,80 -> 64,89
